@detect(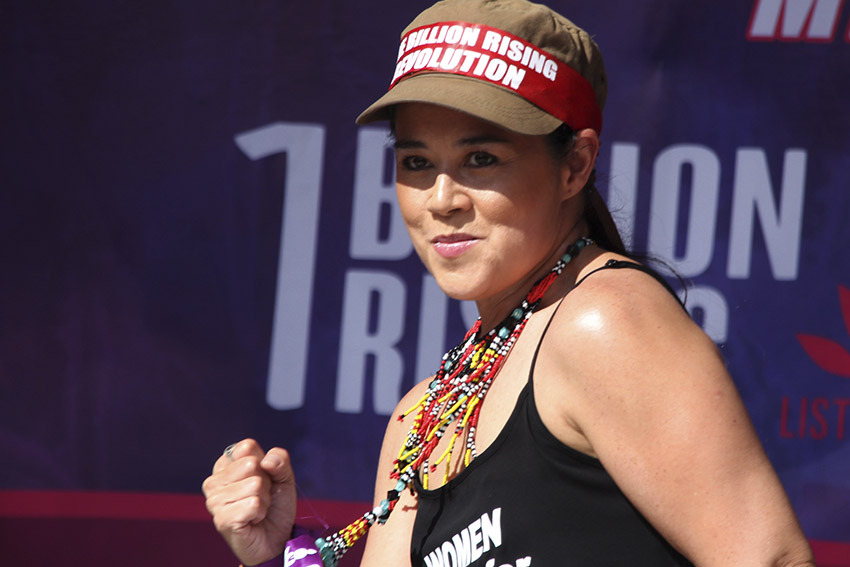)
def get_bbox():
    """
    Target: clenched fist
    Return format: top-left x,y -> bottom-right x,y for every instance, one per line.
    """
203,439 -> 297,566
